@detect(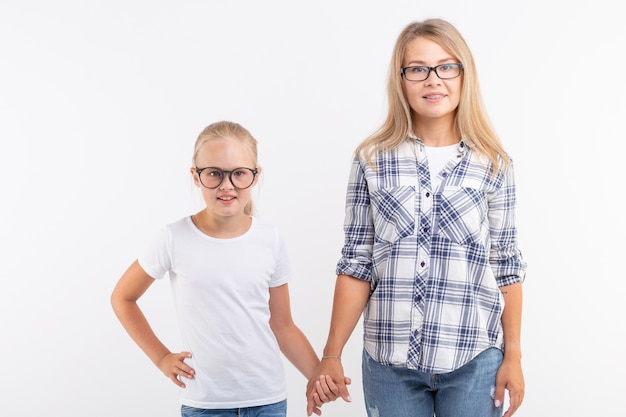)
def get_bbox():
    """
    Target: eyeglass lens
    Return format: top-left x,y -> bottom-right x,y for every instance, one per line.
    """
402,64 -> 462,81
199,168 -> 256,189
